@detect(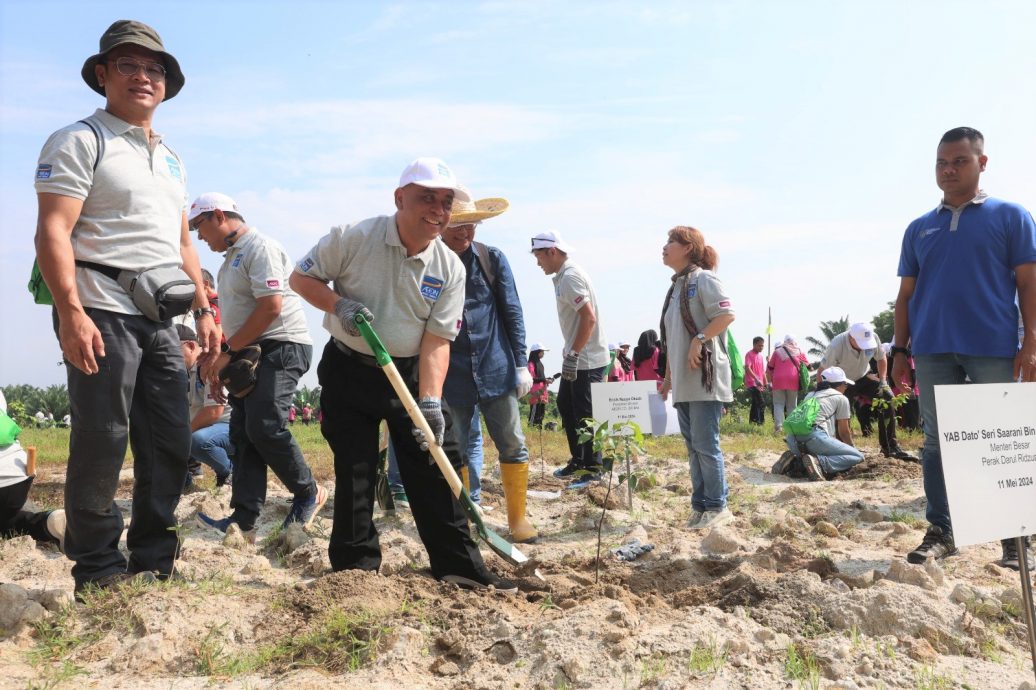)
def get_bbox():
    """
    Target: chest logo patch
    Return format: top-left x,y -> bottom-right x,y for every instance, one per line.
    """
231,254 -> 244,268
421,275 -> 445,301
36,164 -> 52,180
165,156 -> 182,181
687,282 -> 698,298
922,227 -> 941,237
